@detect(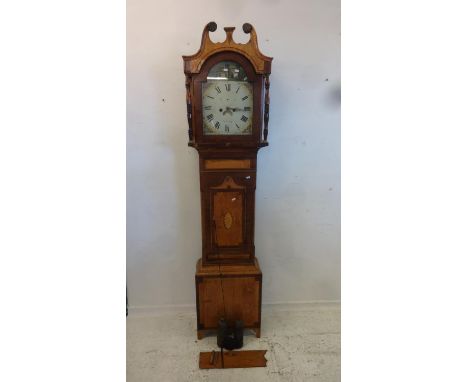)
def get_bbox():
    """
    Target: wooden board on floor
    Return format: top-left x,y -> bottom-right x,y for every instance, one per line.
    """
199,350 -> 267,369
